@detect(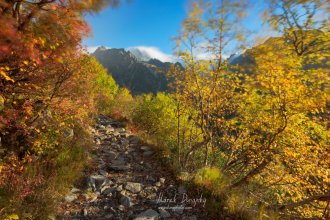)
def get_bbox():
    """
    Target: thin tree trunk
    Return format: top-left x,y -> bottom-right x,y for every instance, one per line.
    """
267,193 -> 330,211
229,159 -> 271,189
